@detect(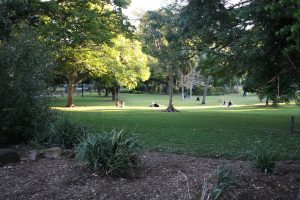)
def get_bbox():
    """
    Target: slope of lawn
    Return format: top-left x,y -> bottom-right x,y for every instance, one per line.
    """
51,93 -> 300,159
